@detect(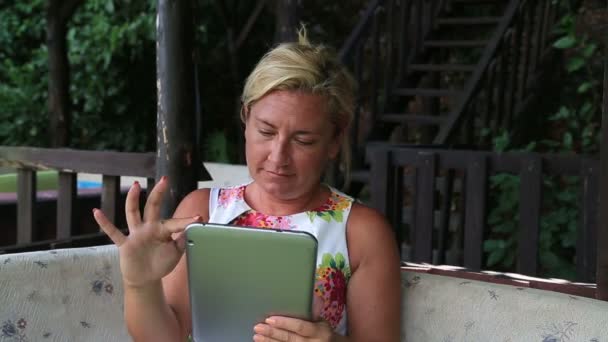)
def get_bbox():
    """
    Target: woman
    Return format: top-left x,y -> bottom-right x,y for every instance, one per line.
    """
94,31 -> 401,342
